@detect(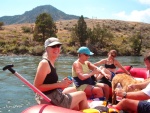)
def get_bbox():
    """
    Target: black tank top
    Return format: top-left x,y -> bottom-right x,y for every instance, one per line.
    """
43,59 -> 58,94
105,60 -> 116,69
105,64 -> 116,69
